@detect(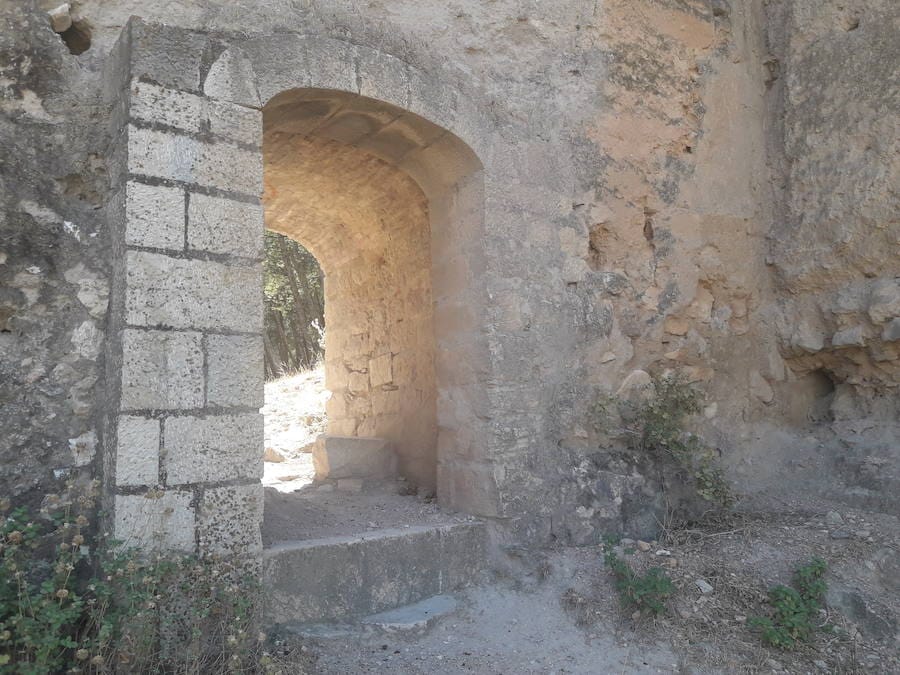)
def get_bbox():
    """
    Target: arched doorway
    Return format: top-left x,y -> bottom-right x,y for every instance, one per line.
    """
105,22 -> 500,563
263,88 -> 481,492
